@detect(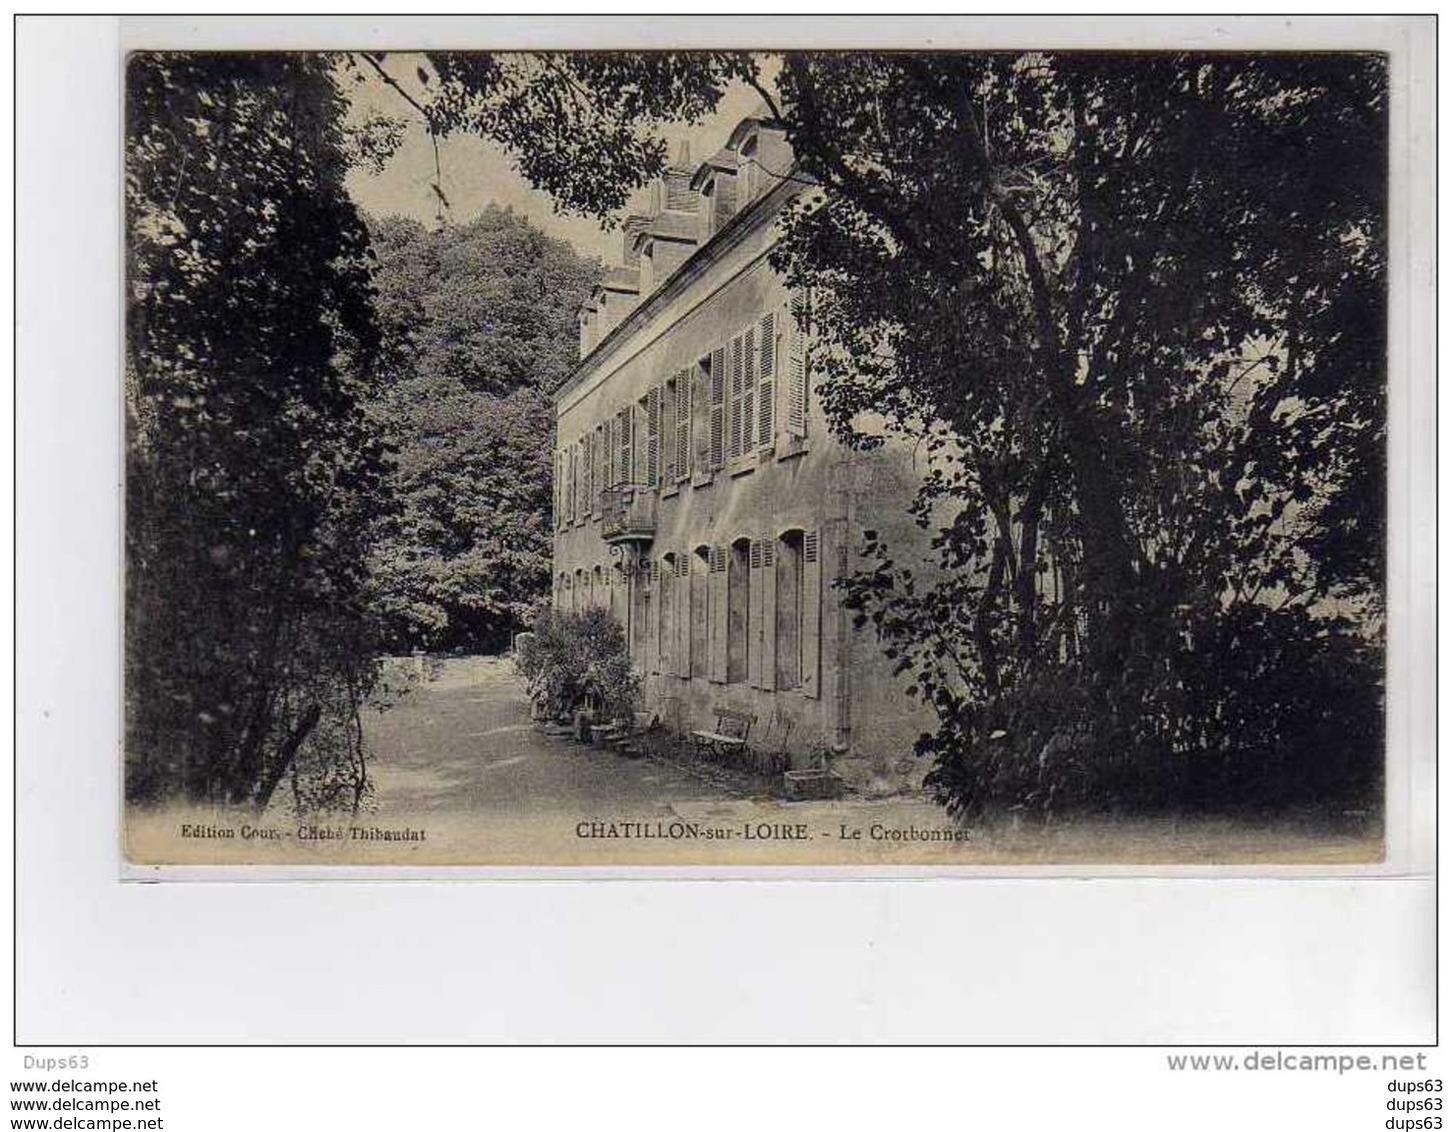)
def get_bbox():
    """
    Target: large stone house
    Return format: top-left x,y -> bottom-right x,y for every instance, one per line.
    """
551,115 -> 936,790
